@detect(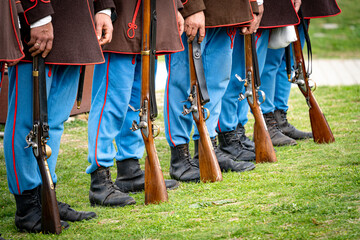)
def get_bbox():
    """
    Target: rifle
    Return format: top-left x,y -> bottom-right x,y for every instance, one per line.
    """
25,56 -> 62,234
183,36 -> 222,182
131,0 -> 168,204
238,34 -> 277,163
290,25 -> 335,143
